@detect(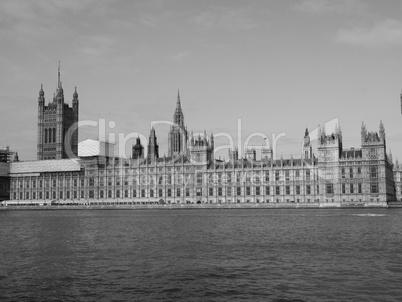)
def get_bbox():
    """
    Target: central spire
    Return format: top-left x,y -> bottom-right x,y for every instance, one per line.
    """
174,89 -> 184,127
176,89 -> 181,110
